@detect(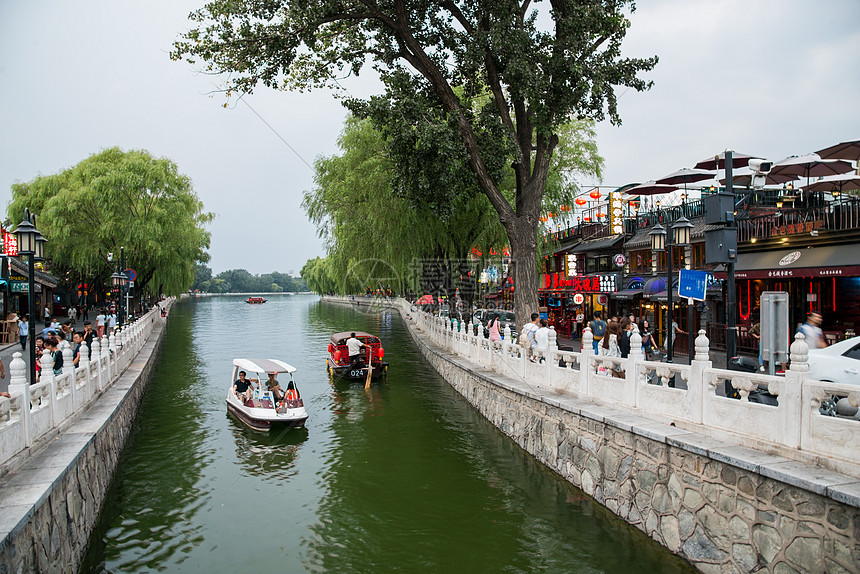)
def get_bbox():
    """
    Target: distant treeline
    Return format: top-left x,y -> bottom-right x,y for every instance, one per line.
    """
191,264 -> 308,293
